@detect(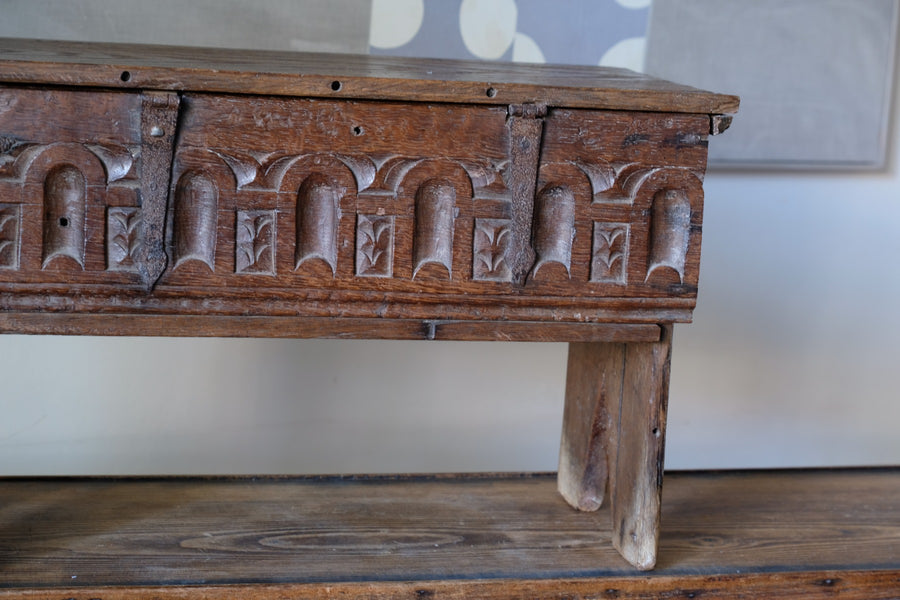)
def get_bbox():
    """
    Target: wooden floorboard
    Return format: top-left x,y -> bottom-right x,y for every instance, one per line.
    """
0,469 -> 897,598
